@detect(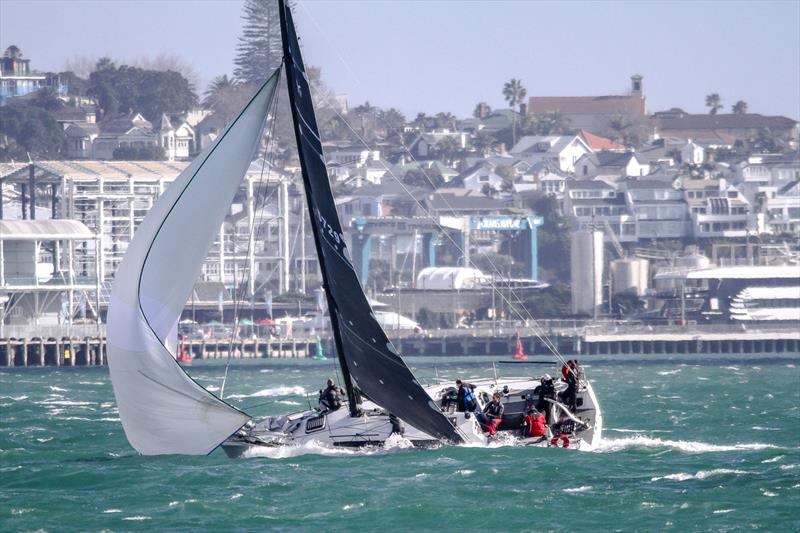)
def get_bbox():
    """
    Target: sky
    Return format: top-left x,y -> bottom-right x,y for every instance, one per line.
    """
1,0 -> 798,120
